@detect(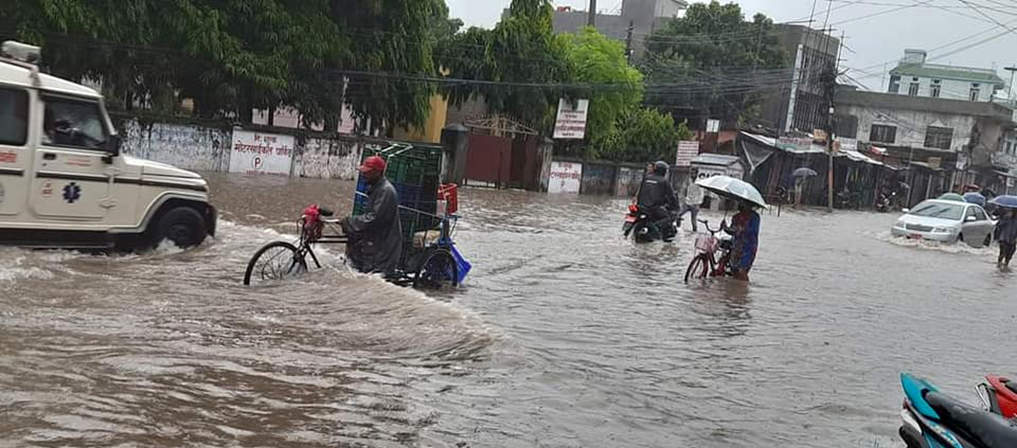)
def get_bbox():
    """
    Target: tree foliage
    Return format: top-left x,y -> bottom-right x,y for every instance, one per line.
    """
559,28 -> 643,160
1,0 -> 447,132
437,0 -> 572,129
642,1 -> 787,127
